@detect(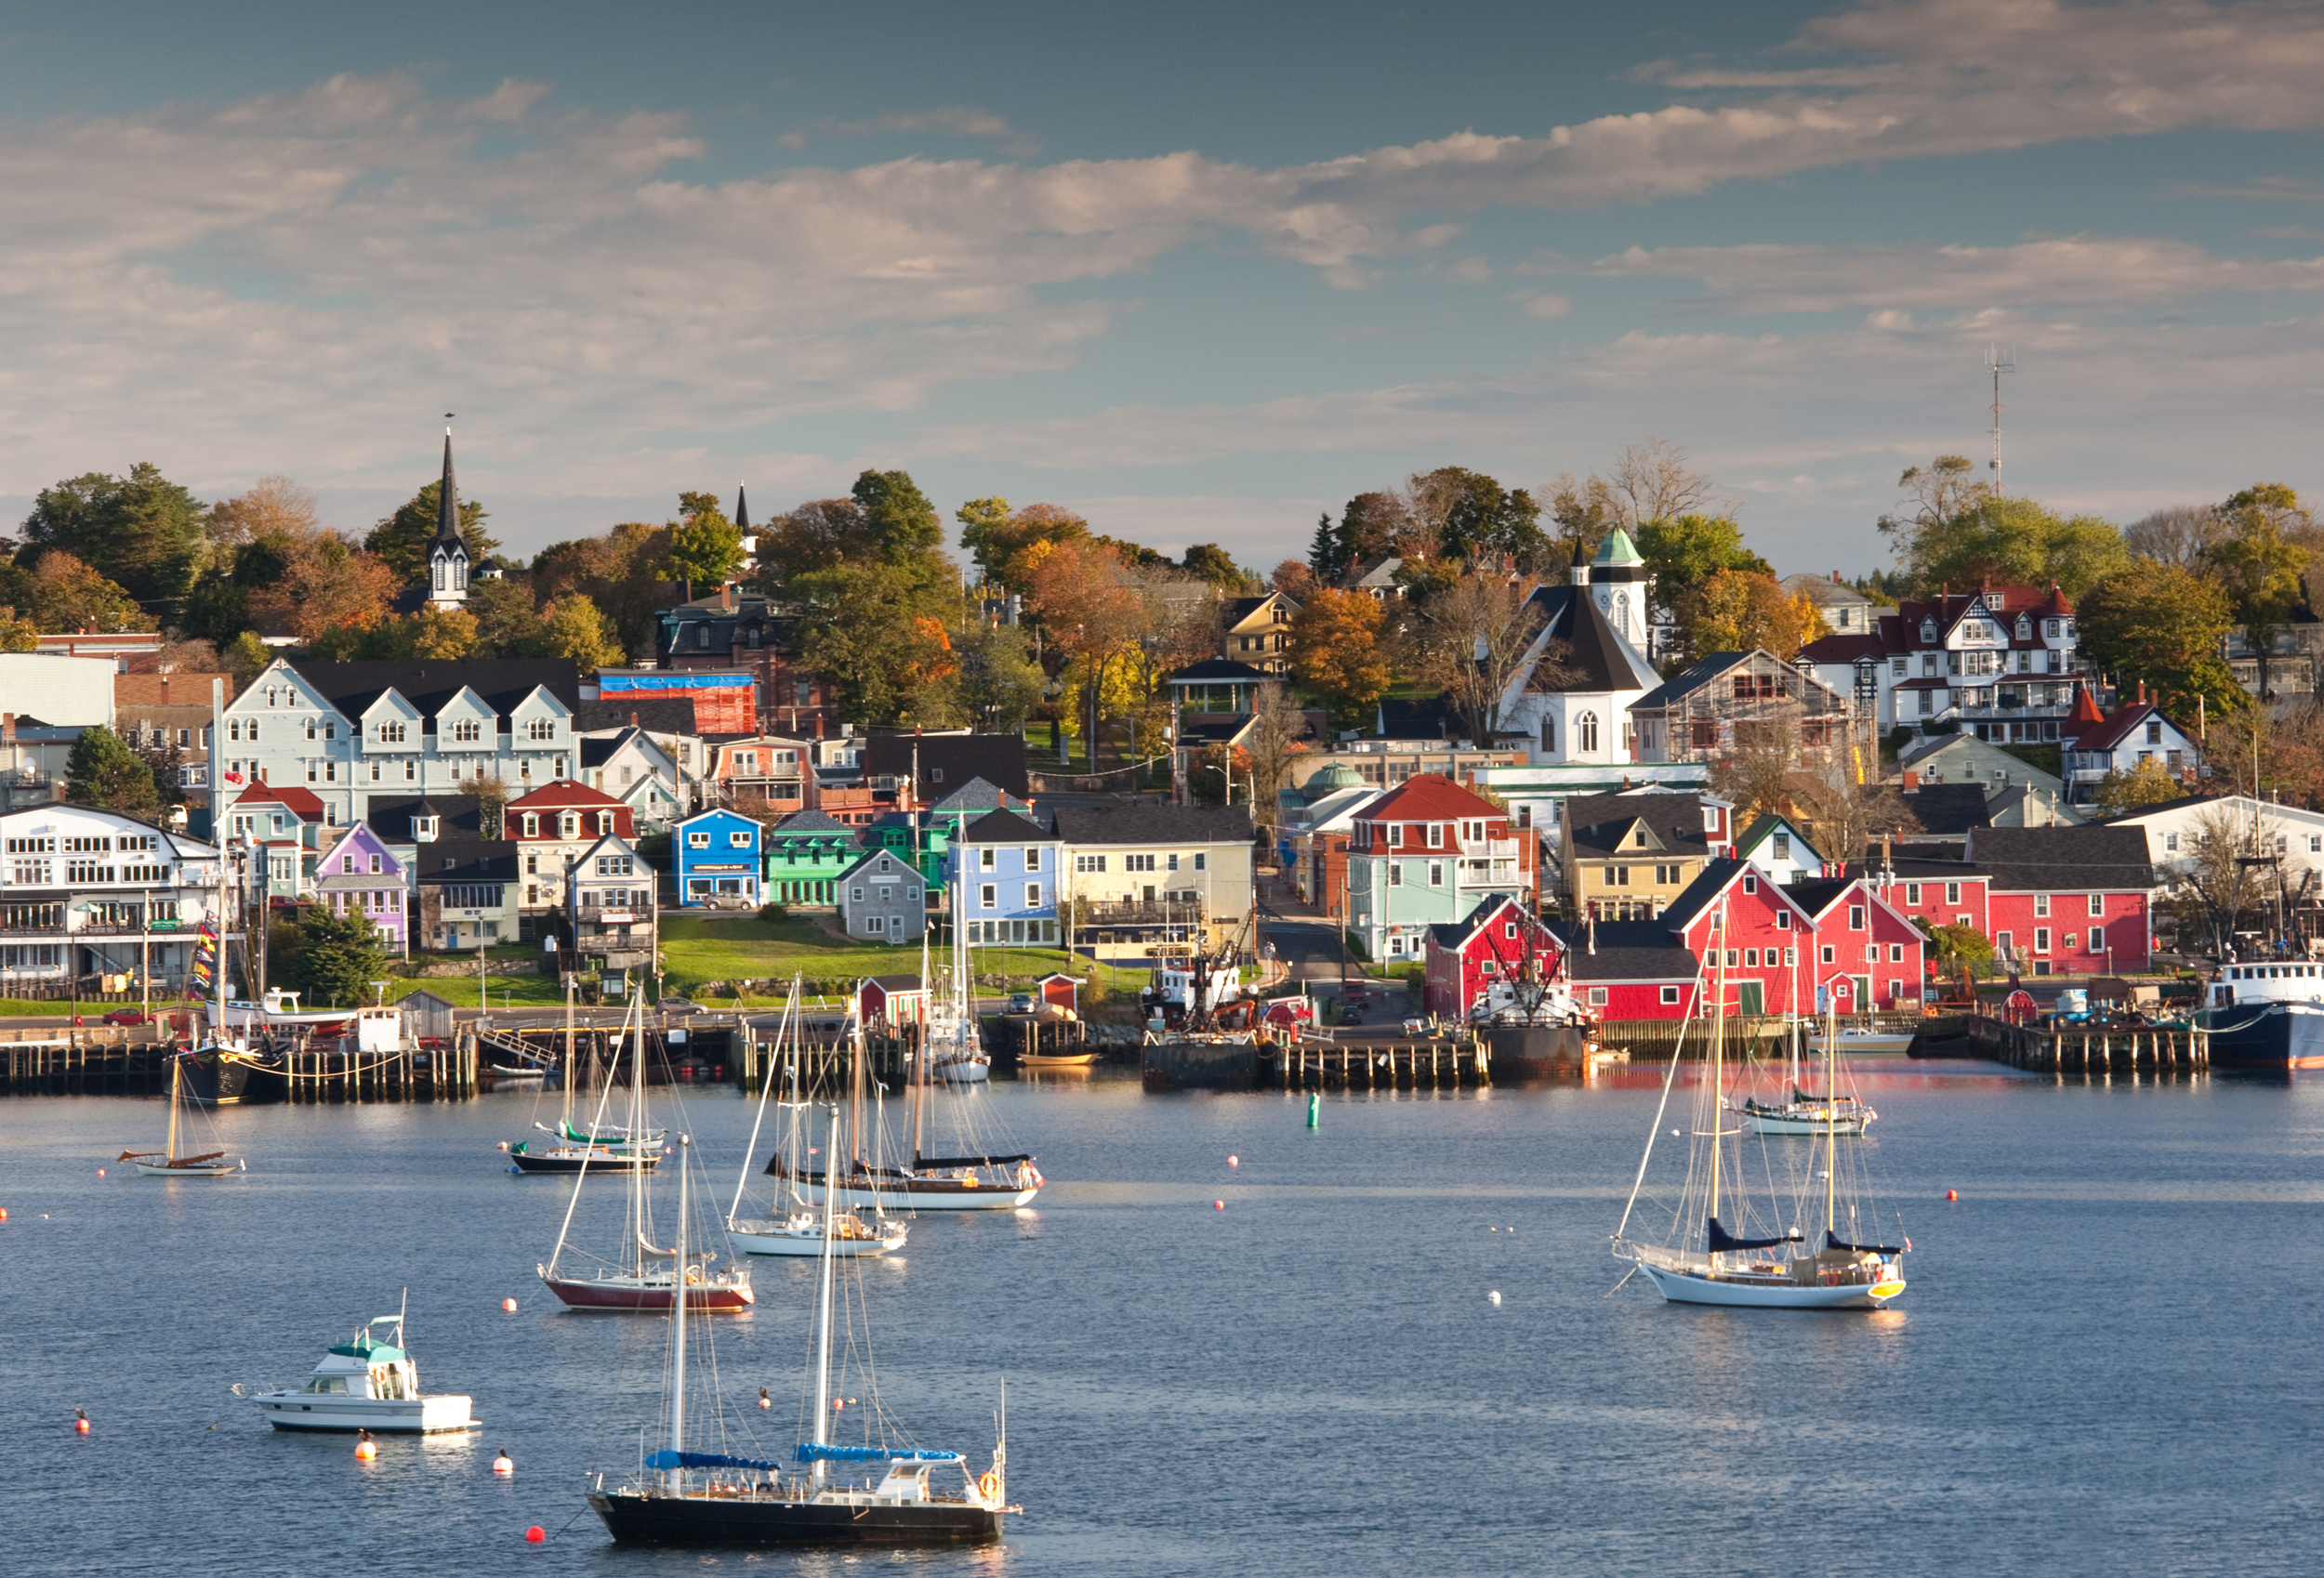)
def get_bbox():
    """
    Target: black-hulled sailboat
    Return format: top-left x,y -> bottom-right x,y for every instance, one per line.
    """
588,1116 -> 1010,1547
